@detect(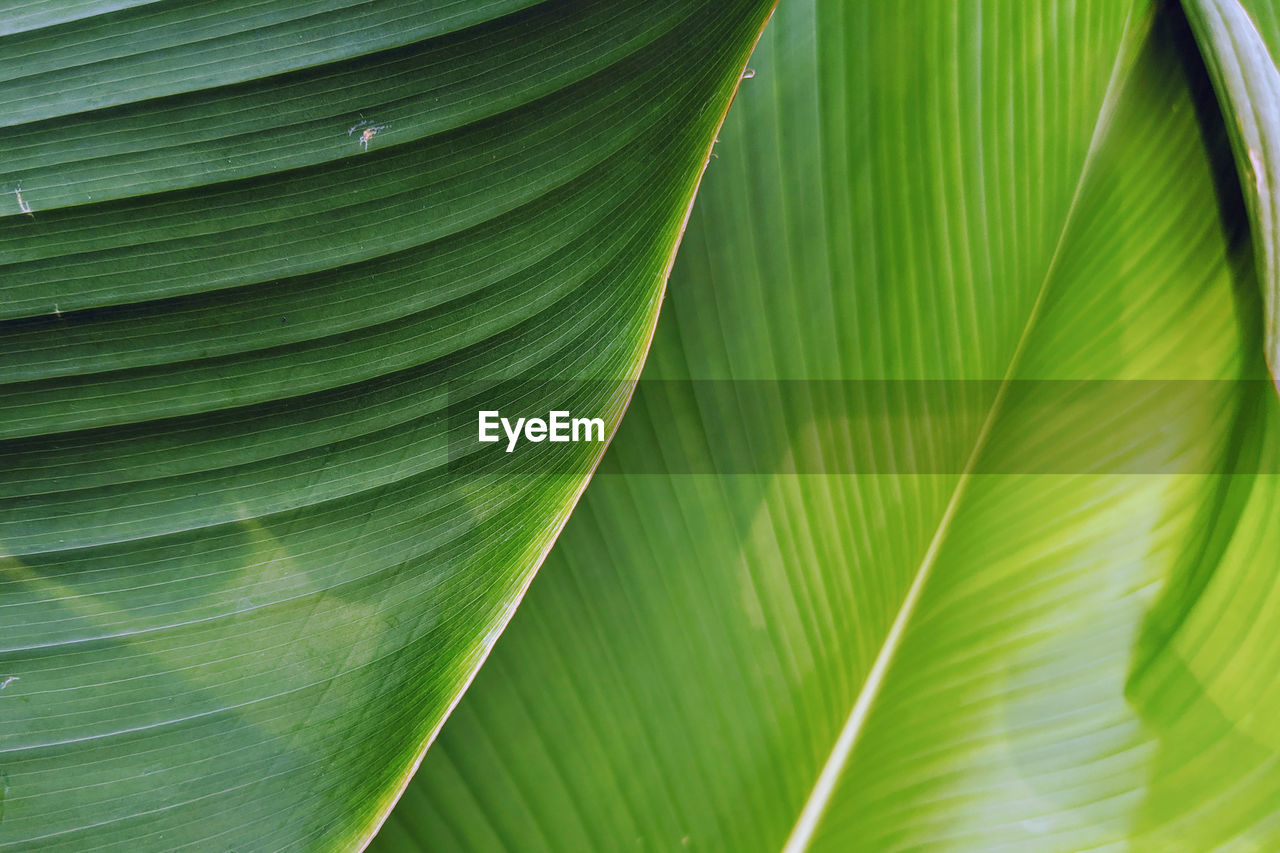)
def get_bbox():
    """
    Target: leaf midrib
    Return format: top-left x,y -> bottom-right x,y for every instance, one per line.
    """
778,8 -> 1148,848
